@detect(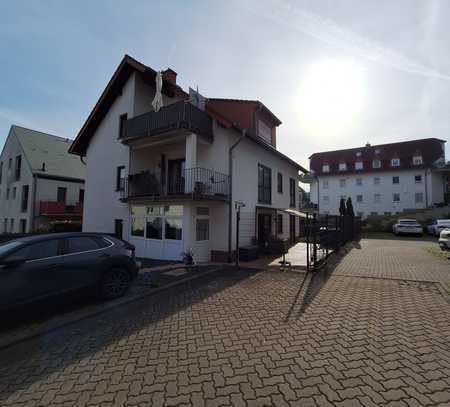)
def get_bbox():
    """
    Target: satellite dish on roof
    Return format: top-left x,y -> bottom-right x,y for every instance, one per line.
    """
189,86 -> 206,111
